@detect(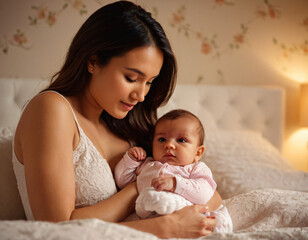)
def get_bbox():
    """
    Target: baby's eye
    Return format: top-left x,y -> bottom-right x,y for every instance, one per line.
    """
146,81 -> 153,86
158,137 -> 166,142
178,138 -> 187,143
